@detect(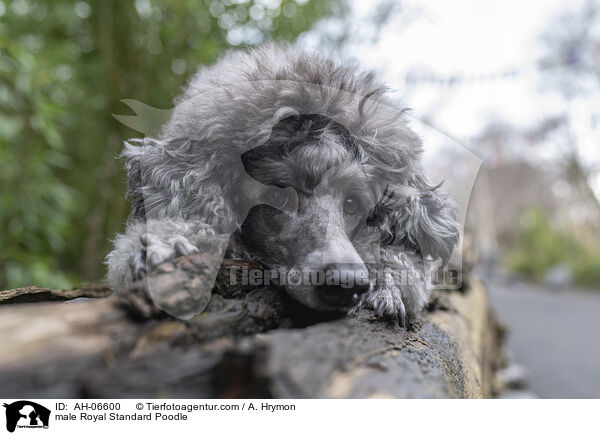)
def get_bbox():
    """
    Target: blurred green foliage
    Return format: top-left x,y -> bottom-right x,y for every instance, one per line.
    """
506,209 -> 600,287
0,0 -> 342,289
